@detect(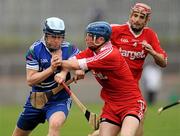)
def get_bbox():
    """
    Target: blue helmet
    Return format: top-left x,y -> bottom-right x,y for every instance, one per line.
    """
86,21 -> 112,41
43,17 -> 65,36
